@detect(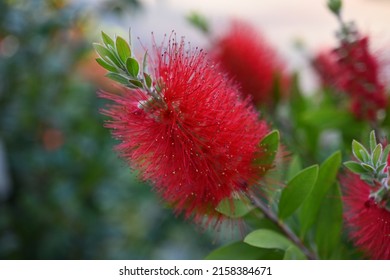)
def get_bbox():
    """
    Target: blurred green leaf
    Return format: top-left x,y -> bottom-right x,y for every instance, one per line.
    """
186,12 -> 210,34
278,165 -> 318,220
216,197 -> 254,218
205,241 -> 283,260
283,246 -> 306,260
286,154 -> 302,181
244,229 -> 292,250
315,183 -> 343,259
299,151 -> 341,236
